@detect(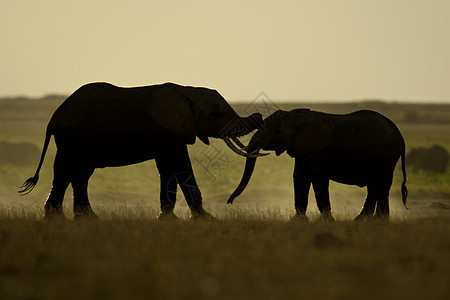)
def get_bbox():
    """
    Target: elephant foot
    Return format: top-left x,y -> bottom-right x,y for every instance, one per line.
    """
318,212 -> 335,222
189,204 -> 215,221
43,204 -> 68,222
354,213 -> 374,222
374,212 -> 390,221
73,205 -> 99,220
291,214 -> 309,222
190,211 -> 215,221
157,210 -> 179,221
